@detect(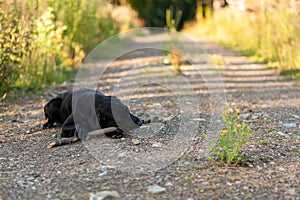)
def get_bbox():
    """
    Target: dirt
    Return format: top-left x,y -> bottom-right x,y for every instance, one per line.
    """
0,34 -> 299,200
